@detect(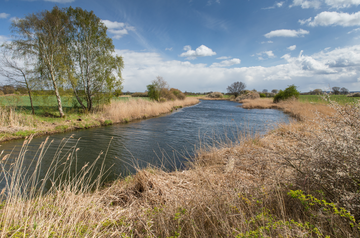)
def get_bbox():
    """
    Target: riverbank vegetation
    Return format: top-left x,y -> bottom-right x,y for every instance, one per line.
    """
0,97 -> 358,237
0,97 -> 199,142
